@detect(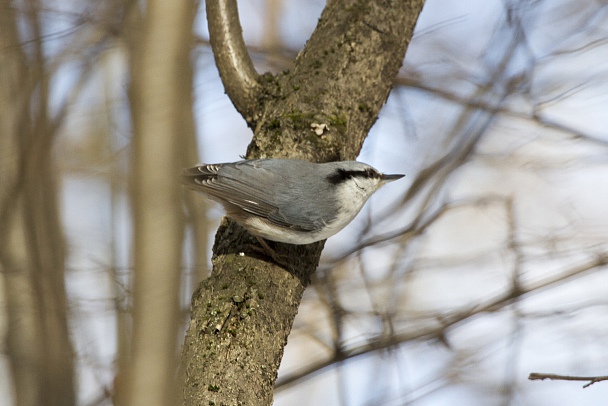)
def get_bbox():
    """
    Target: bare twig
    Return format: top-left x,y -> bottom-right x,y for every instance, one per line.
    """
277,253 -> 608,389
529,373 -> 608,388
